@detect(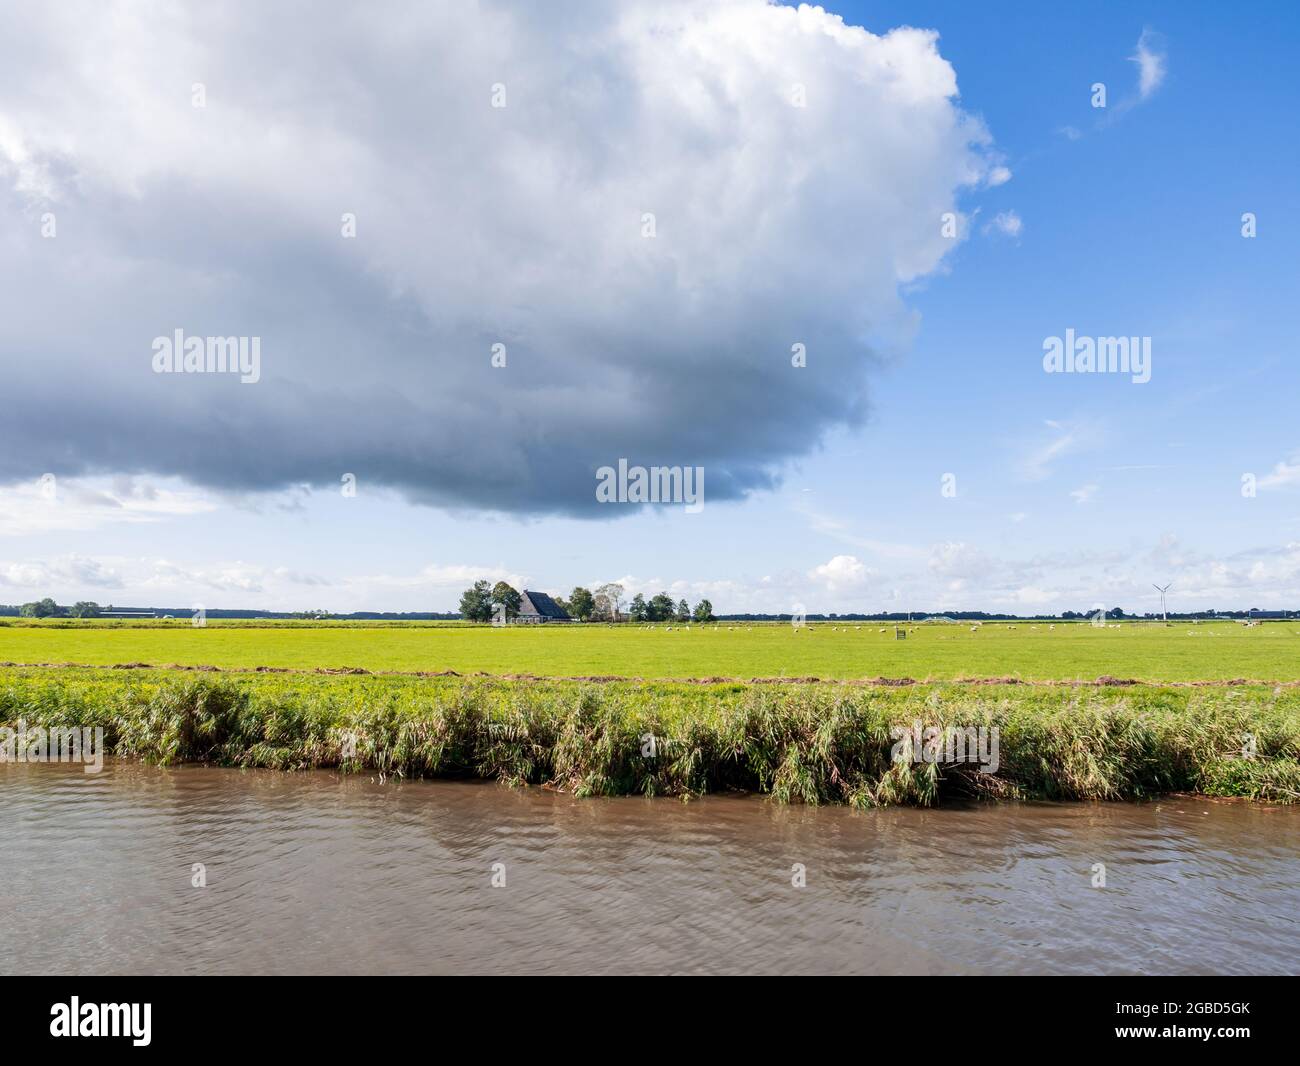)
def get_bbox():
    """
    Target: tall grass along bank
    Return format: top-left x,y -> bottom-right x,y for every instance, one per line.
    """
1,669 -> 1297,806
